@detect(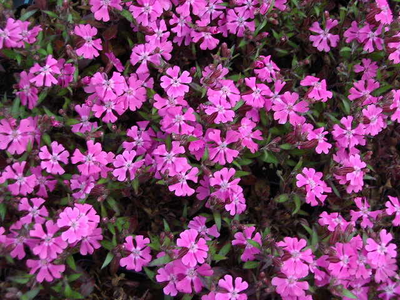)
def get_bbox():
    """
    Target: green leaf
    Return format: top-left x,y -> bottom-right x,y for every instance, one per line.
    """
144,267 -> 156,281
68,274 -> 82,282
235,171 -> 250,177
275,194 -> 289,203
243,261 -> 259,269
0,203 -> 7,220
213,210 -> 221,231
101,252 -> 114,269
21,288 -> 41,300
43,10 -> 59,18
66,255 -> 76,271
292,194 -> 302,215
42,133 -> 52,146
11,97 -> 21,118
163,219 -> 171,232
64,284 -> 84,299
342,289 -> 357,299
212,254 -> 227,261
219,243 -> 231,256
148,254 -> 171,267
261,151 -> 279,164
247,239 -> 261,249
